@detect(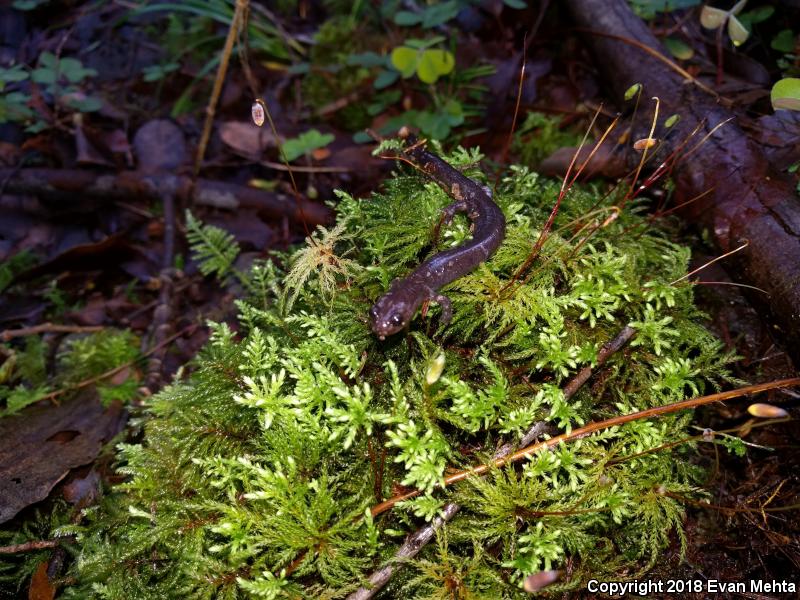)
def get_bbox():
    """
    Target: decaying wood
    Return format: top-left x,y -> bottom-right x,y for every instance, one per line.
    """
0,168 -> 333,226
562,0 -> 800,364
